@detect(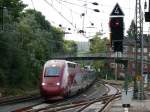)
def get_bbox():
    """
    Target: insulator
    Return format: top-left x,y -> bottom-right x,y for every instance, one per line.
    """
93,9 -> 100,12
79,30 -> 84,33
59,24 -> 62,27
92,2 -> 99,5
91,23 -> 94,26
81,13 -> 85,16
144,0 -> 147,9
